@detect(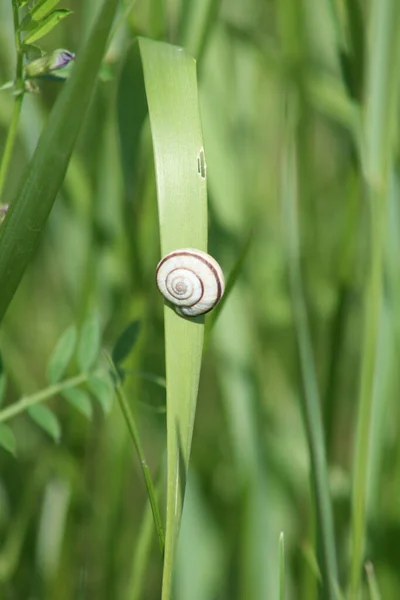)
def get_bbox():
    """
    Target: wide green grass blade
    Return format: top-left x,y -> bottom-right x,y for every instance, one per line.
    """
0,0 -> 119,324
139,37 -> 207,600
